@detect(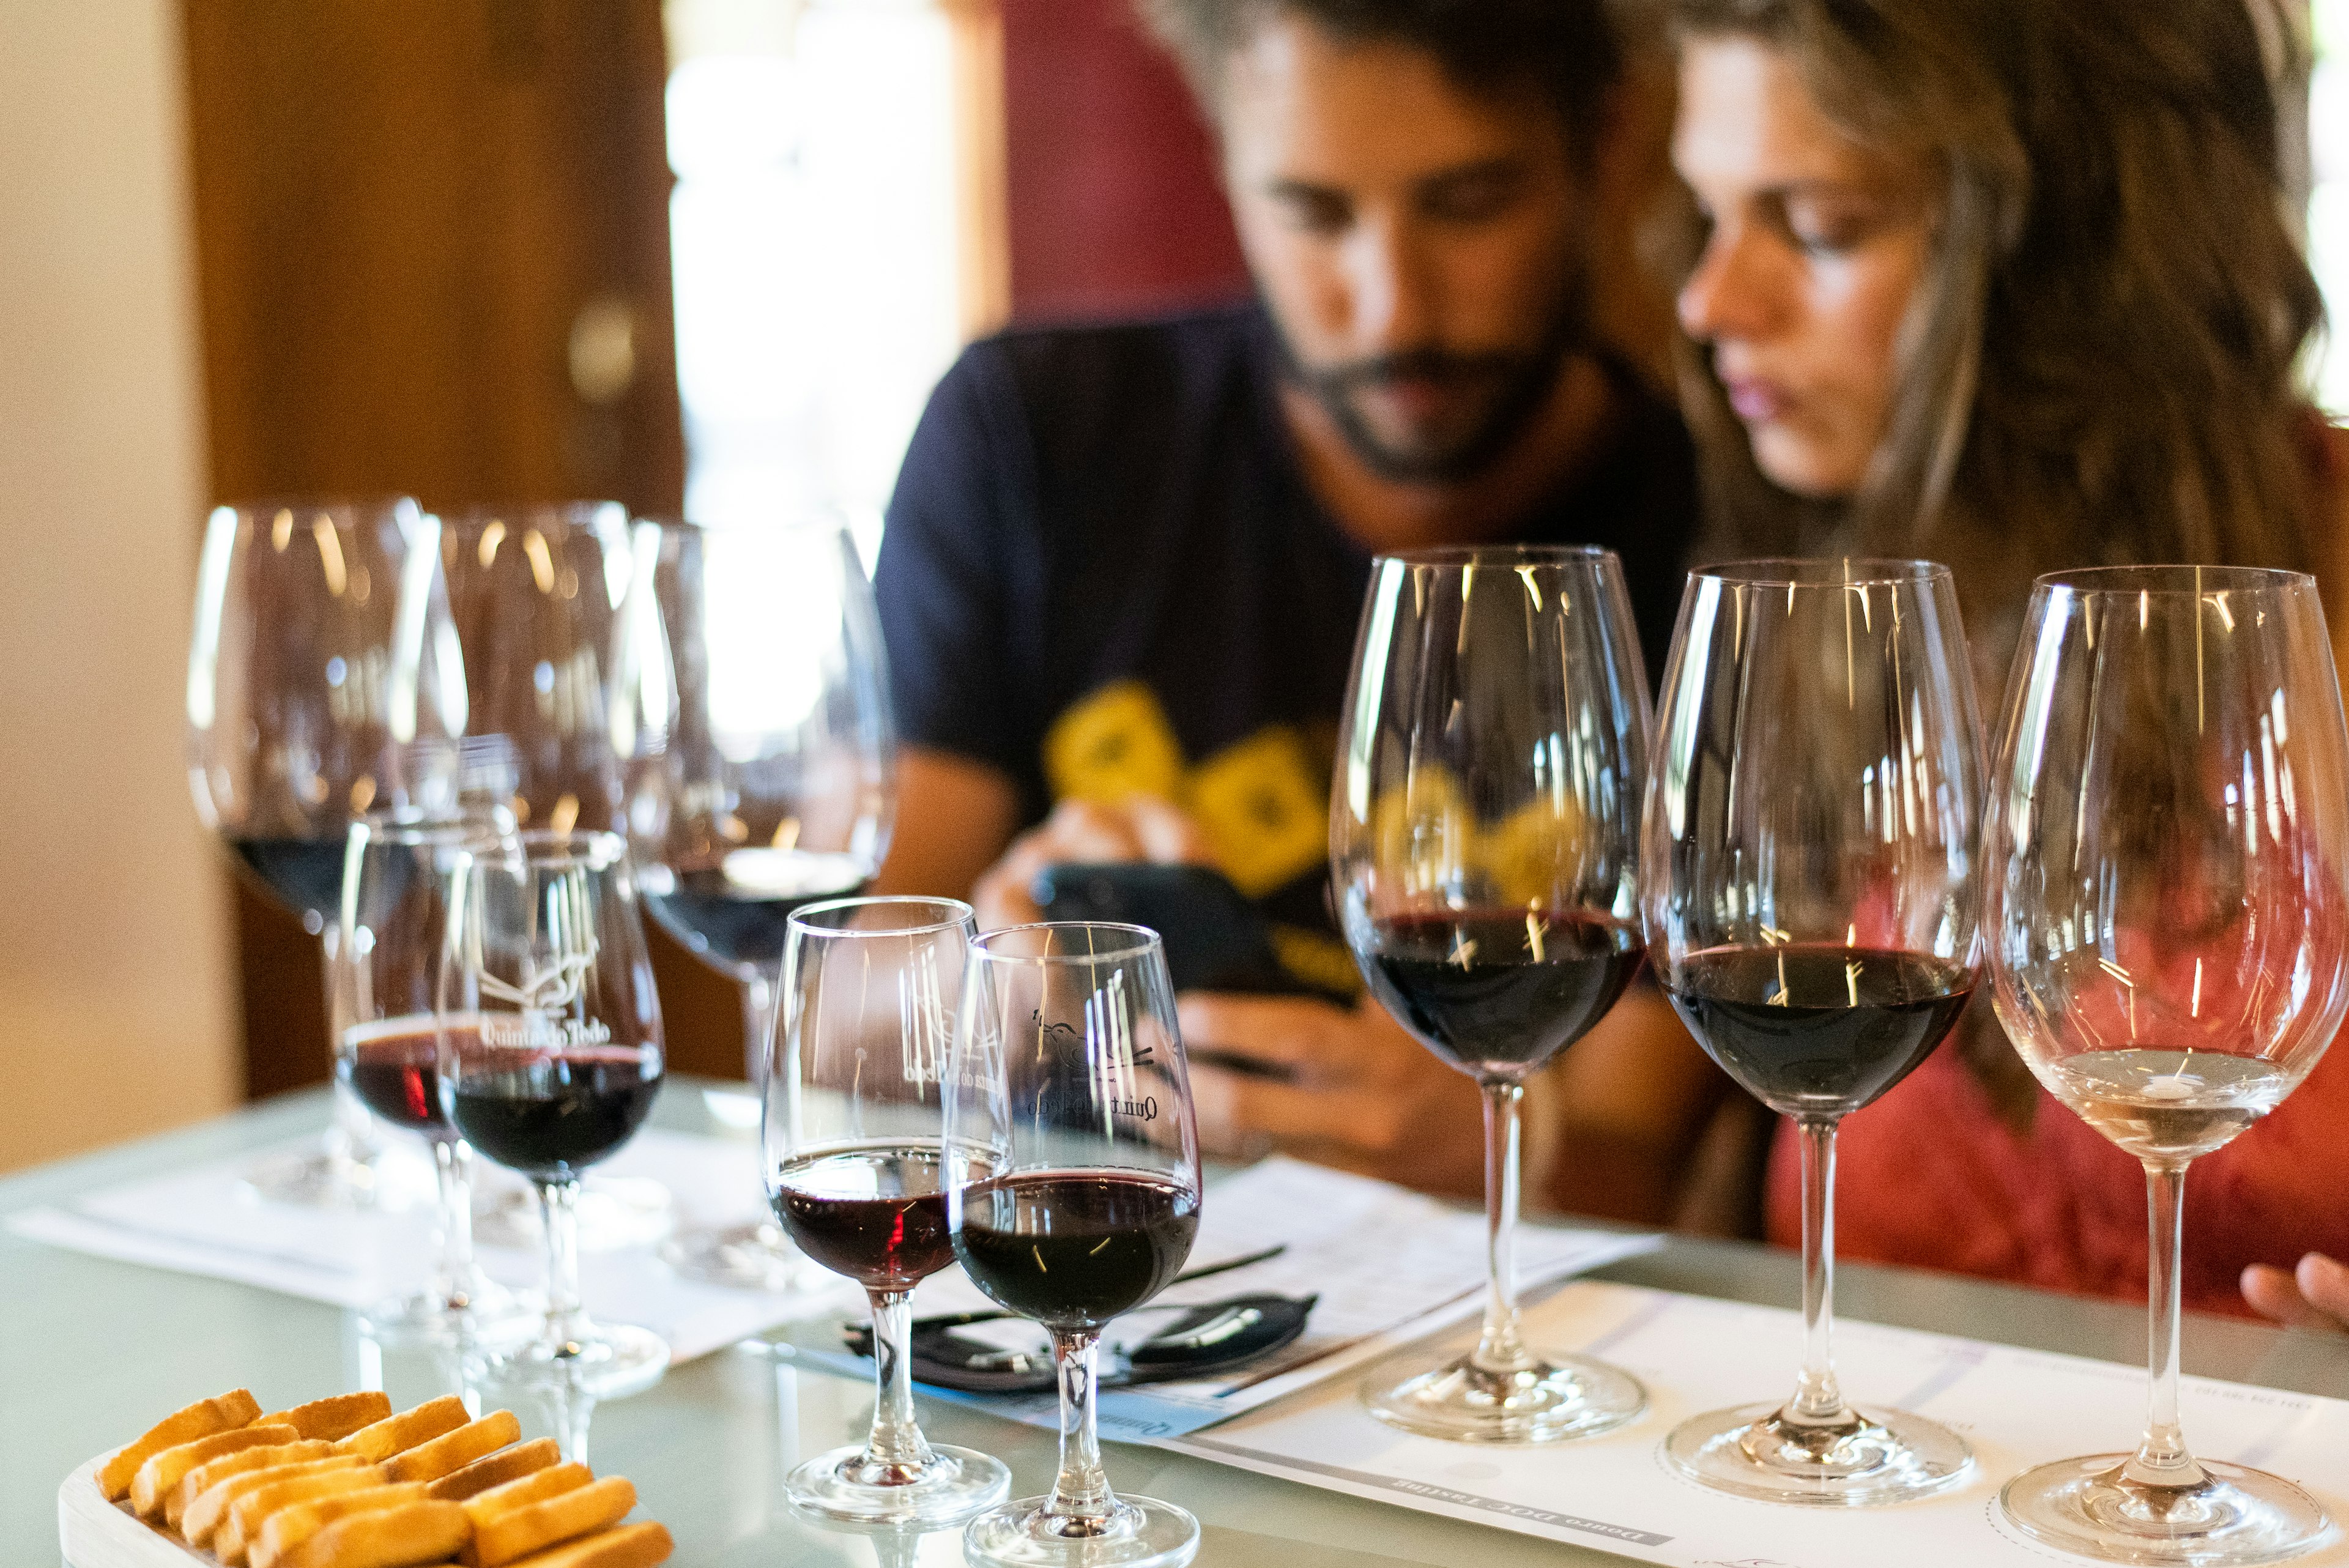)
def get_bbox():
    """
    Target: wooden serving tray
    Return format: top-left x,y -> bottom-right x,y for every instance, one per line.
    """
58,1456 -> 217,1567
